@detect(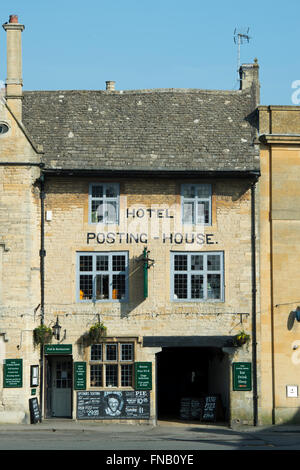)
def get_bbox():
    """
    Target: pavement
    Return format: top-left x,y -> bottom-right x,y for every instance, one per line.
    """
1,418 -> 300,434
